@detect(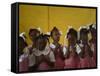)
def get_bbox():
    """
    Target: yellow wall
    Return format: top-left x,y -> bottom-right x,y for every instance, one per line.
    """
19,5 -> 96,45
